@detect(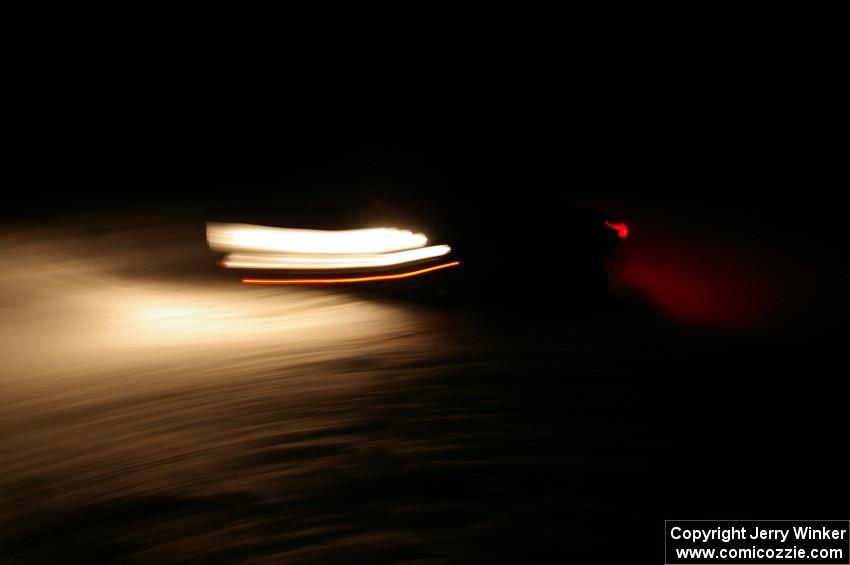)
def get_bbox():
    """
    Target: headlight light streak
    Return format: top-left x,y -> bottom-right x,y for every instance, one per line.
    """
208,222 -> 457,282
207,223 -> 429,254
221,244 -> 451,270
